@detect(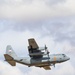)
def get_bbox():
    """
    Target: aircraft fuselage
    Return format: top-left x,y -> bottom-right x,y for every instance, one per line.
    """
14,54 -> 70,67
